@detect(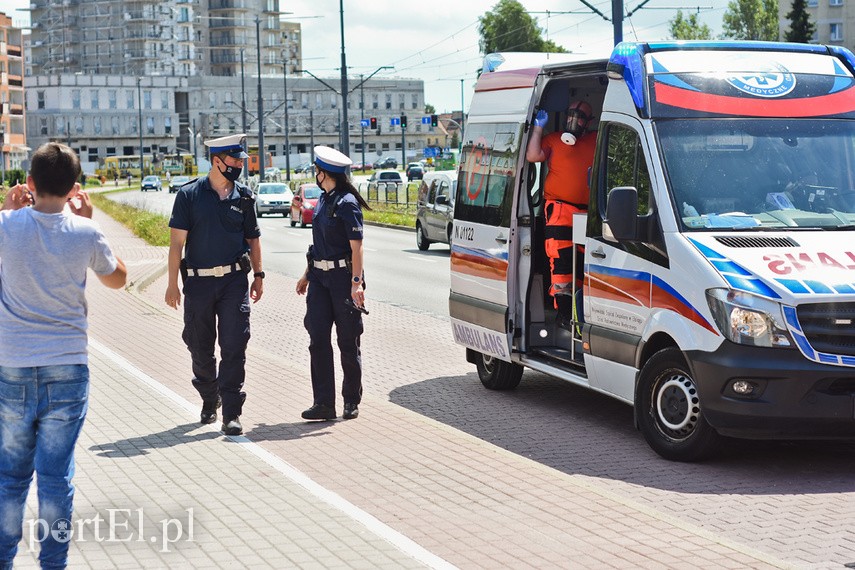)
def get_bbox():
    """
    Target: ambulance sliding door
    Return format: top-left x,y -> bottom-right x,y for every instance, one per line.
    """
449,120 -> 522,363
